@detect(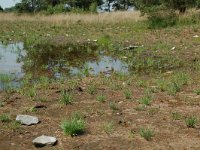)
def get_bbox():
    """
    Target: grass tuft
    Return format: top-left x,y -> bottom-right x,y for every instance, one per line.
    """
61,112 -> 85,136
60,90 -> 73,105
185,116 -> 198,128
140,127 -> 154,141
